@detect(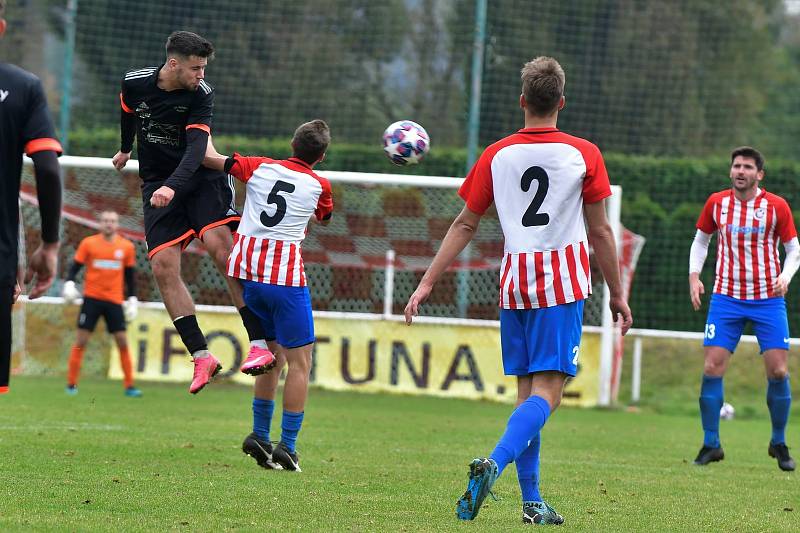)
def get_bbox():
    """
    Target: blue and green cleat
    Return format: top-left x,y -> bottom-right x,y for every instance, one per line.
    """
522,500 -> 565,525
456,457 -> 498,520
124,387 -> 143,398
